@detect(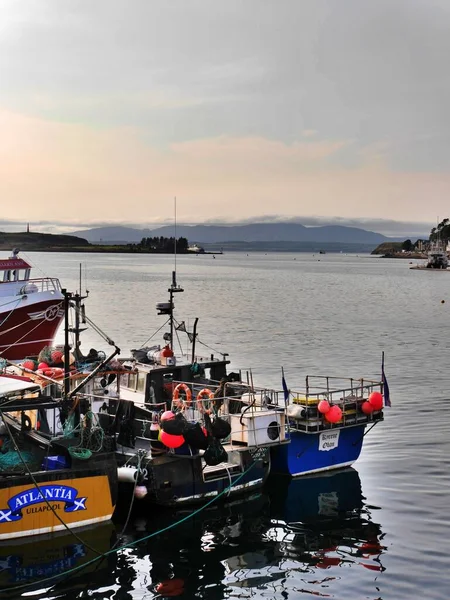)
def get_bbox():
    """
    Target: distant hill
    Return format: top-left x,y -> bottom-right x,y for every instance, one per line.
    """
0,231 -> 90,250
72,222 -> 405,246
